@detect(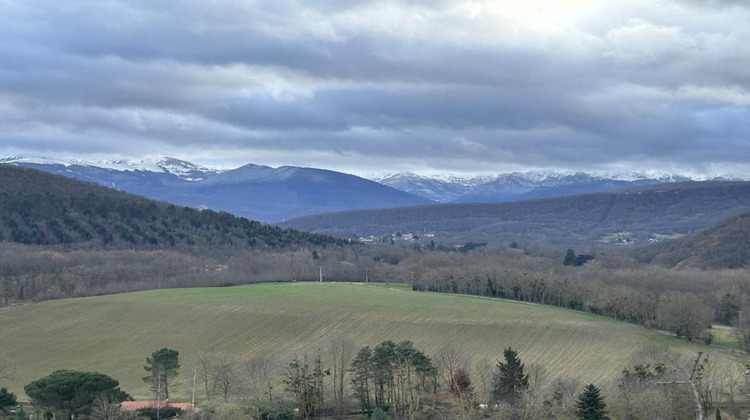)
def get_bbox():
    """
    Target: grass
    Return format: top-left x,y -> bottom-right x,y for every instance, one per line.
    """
0,282 -> 739,401
712,324 -> 742,350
